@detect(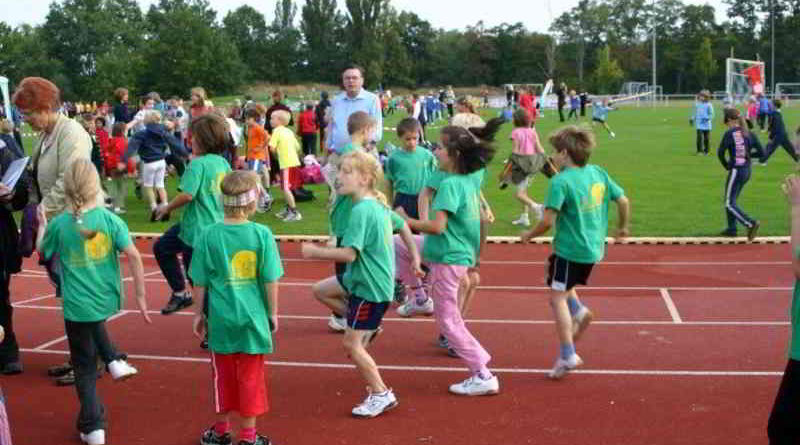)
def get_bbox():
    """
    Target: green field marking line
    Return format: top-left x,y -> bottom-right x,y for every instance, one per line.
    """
129,232 -> 789,245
